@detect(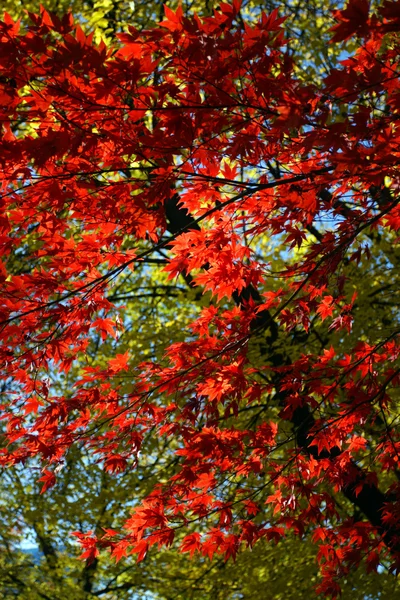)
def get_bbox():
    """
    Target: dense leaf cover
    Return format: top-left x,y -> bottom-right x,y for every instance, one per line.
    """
1,1 -> 400,596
